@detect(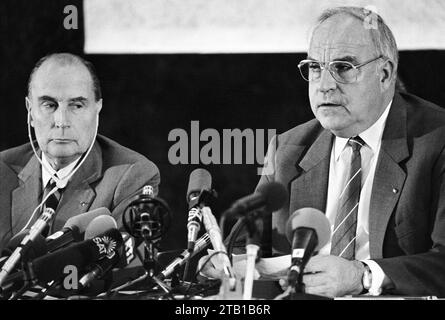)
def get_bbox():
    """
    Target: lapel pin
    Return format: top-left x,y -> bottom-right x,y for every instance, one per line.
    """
392,188 -> 398,194
80,202 -> 89,207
